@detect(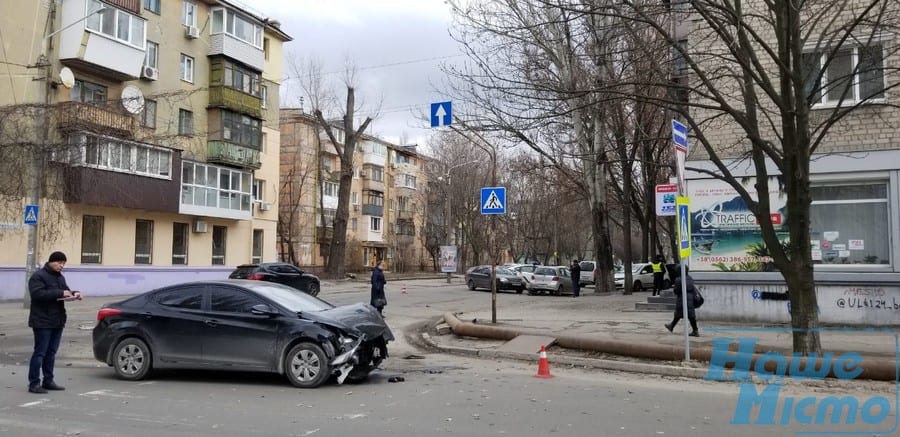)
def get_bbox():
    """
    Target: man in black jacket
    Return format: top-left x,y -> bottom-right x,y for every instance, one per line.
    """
665,265 -> 699,337
27,251 -> 81,394
570,259 -> 581,298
